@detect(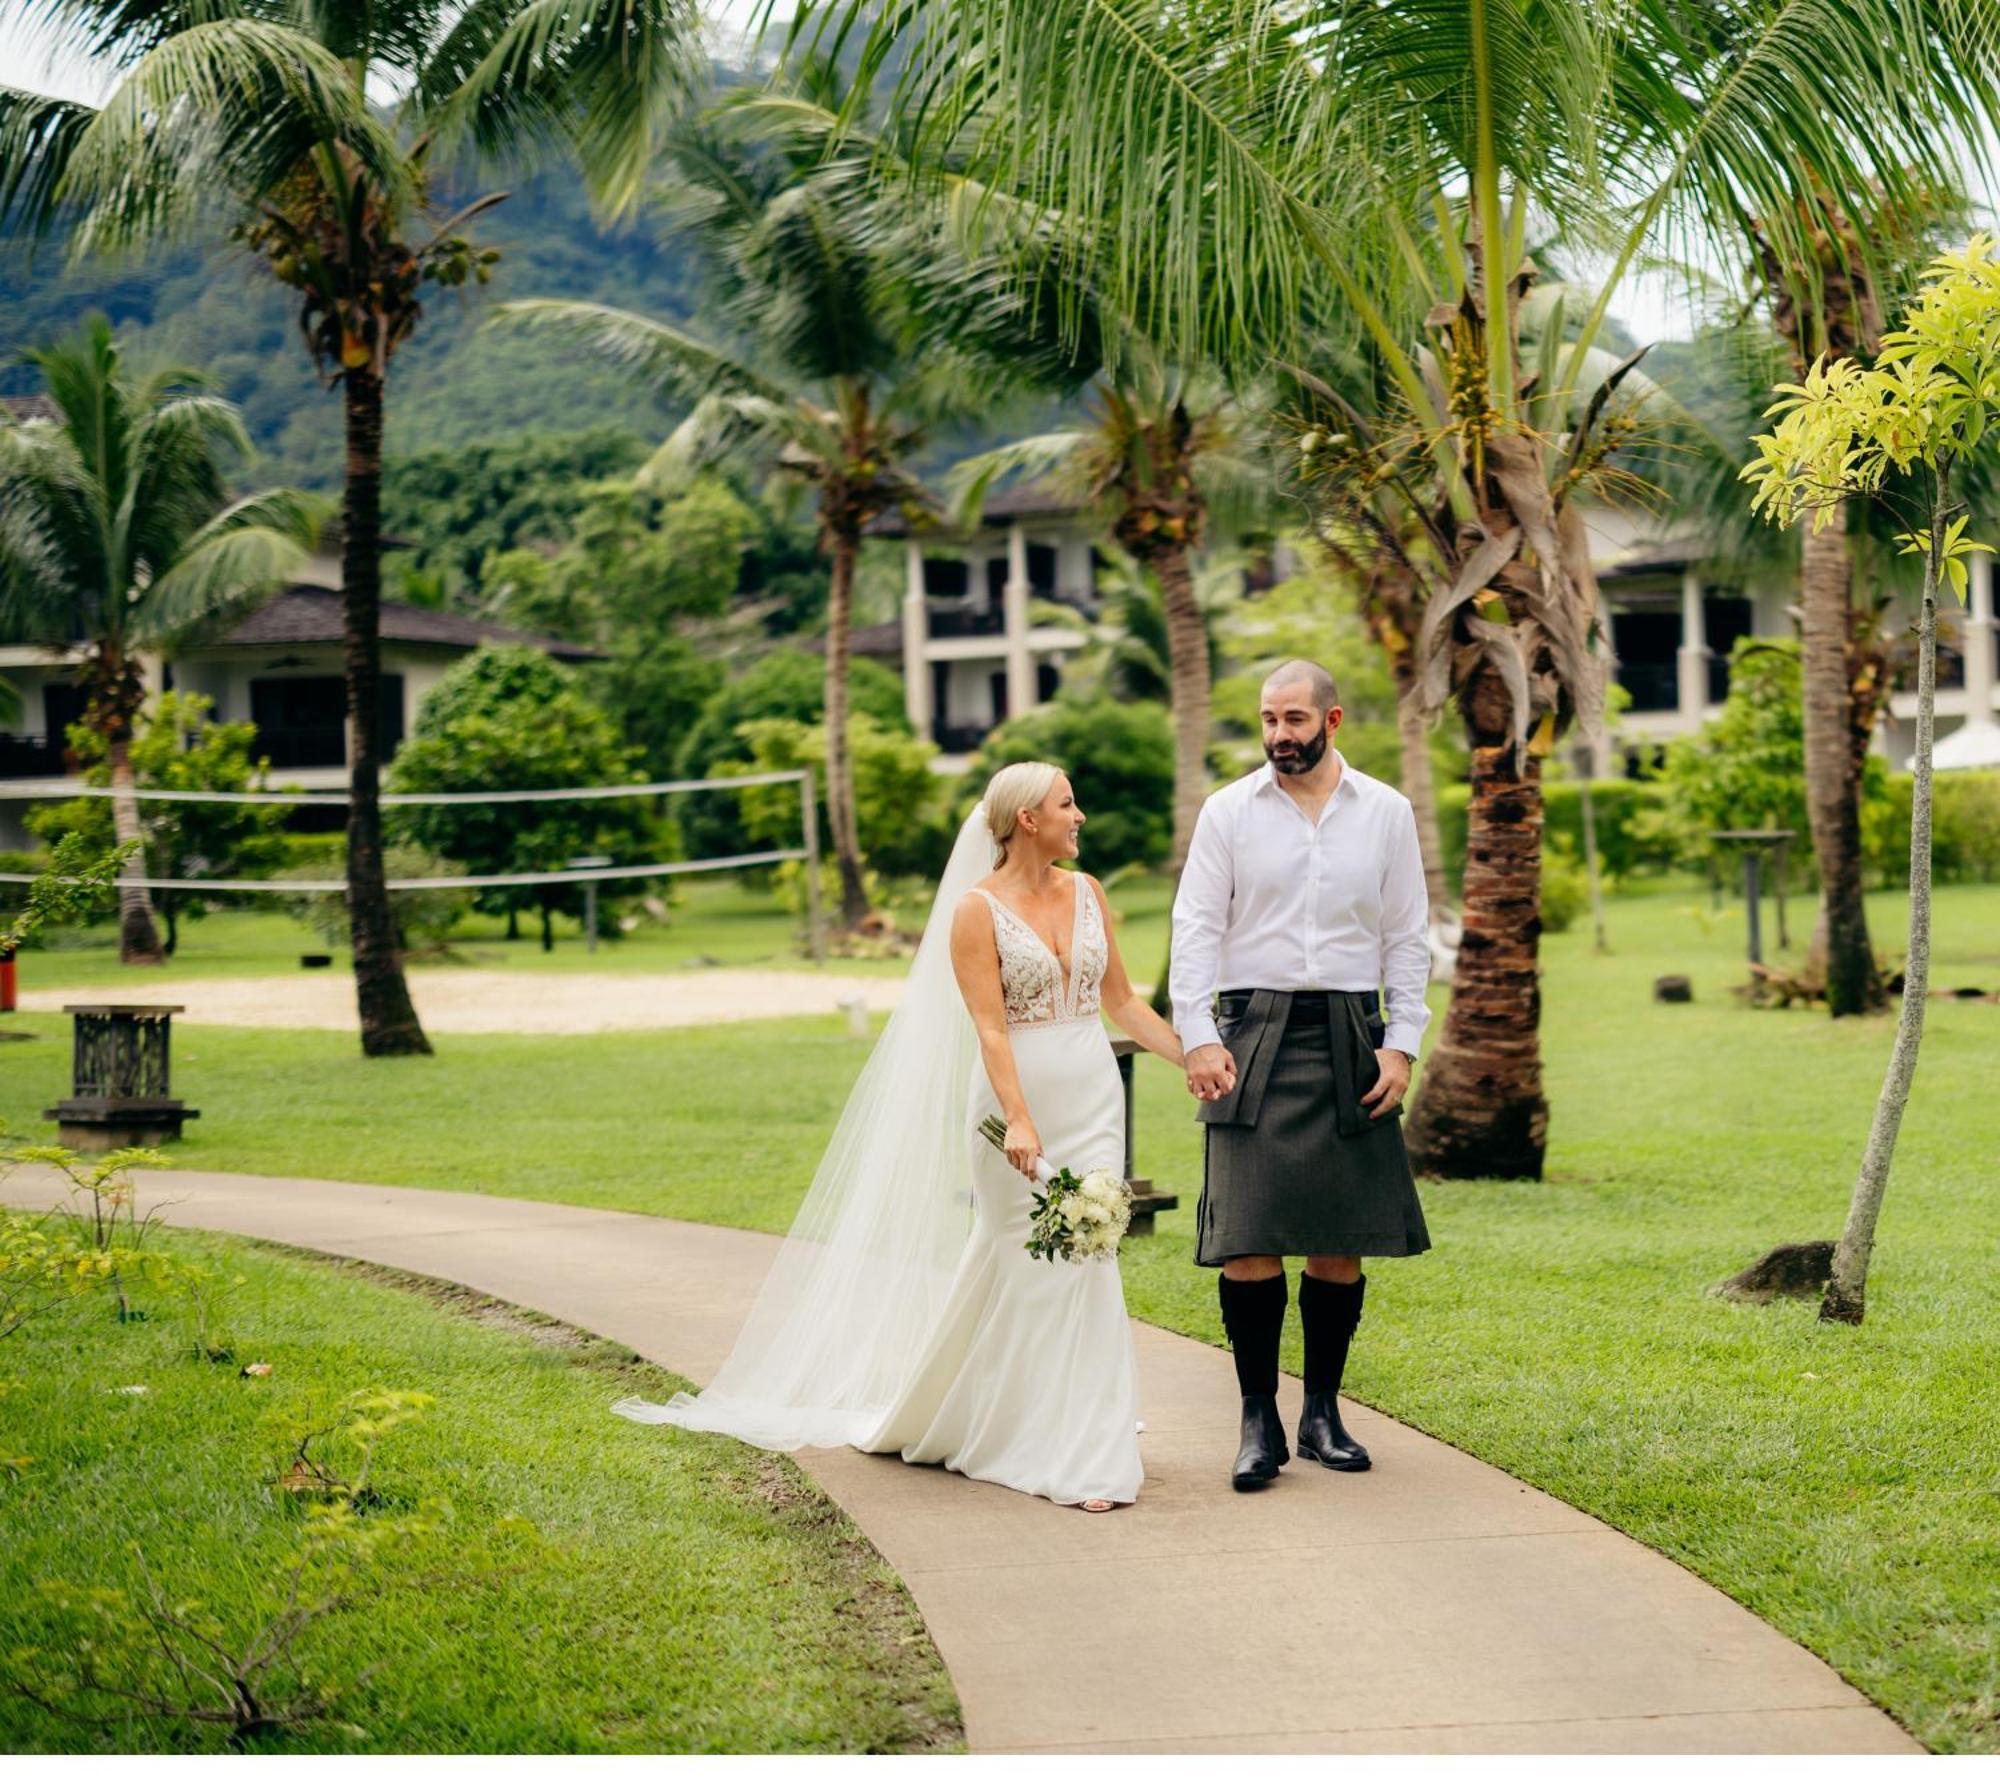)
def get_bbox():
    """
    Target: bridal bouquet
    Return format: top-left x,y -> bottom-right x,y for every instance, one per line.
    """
977,1116 -> 1133,1263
